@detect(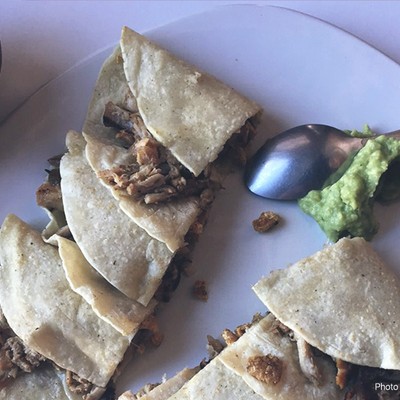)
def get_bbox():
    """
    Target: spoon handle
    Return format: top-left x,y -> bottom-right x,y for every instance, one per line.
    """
386,129 -> 400,139
361,129 -> 400,146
